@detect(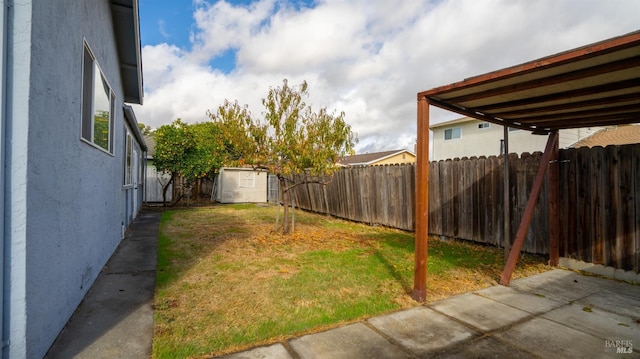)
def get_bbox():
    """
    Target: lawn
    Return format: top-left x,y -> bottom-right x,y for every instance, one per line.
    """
154,204 -> 549,358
